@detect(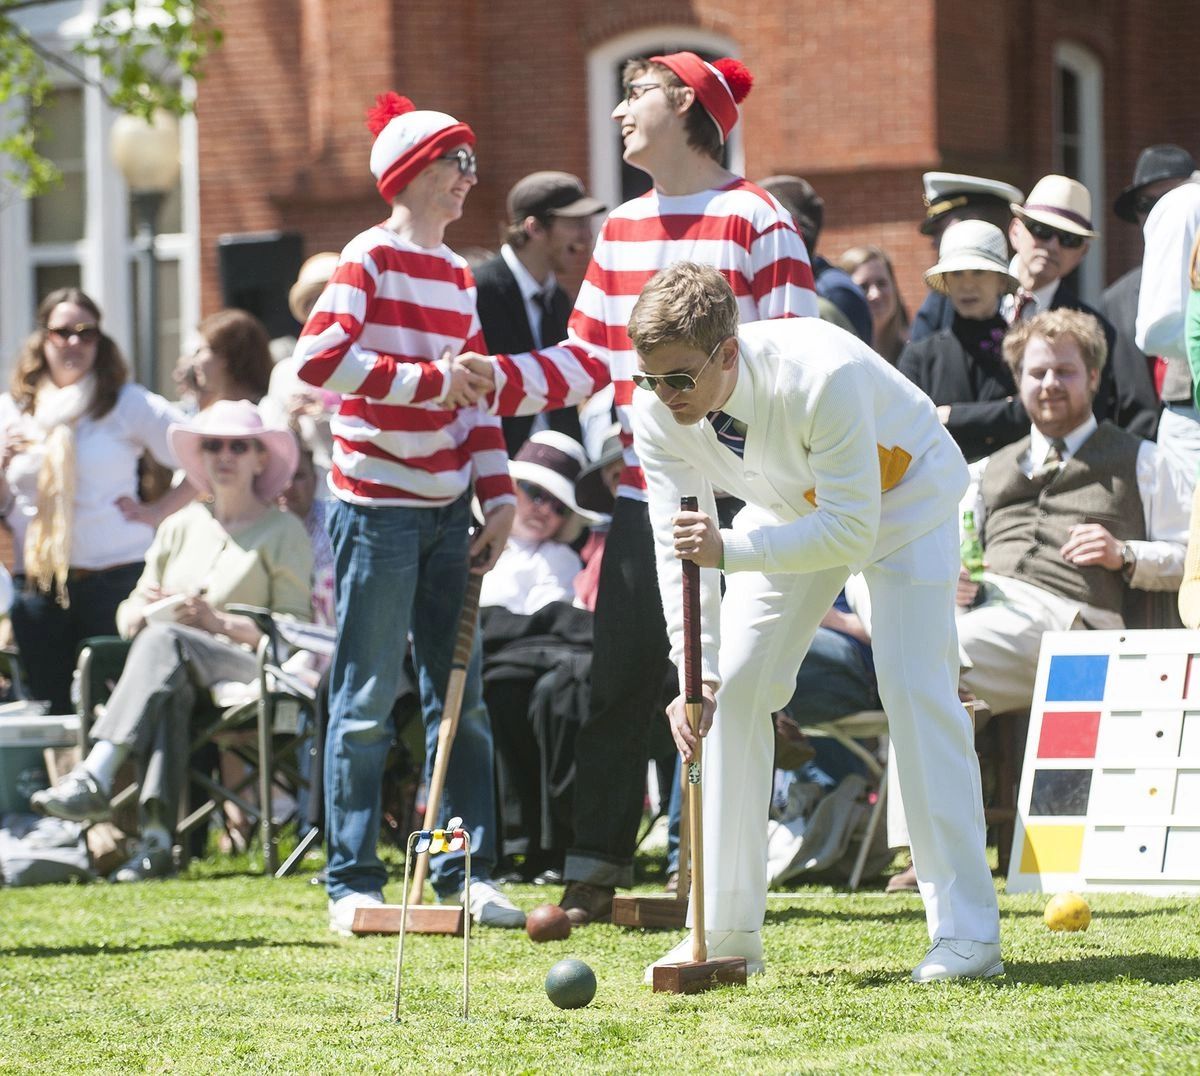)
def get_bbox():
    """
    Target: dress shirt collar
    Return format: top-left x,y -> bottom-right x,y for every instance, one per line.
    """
1030,413 -> 1097,469
500,243 -> 556,304
715,338 -> 757,427
1005,255 -> 1060,315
